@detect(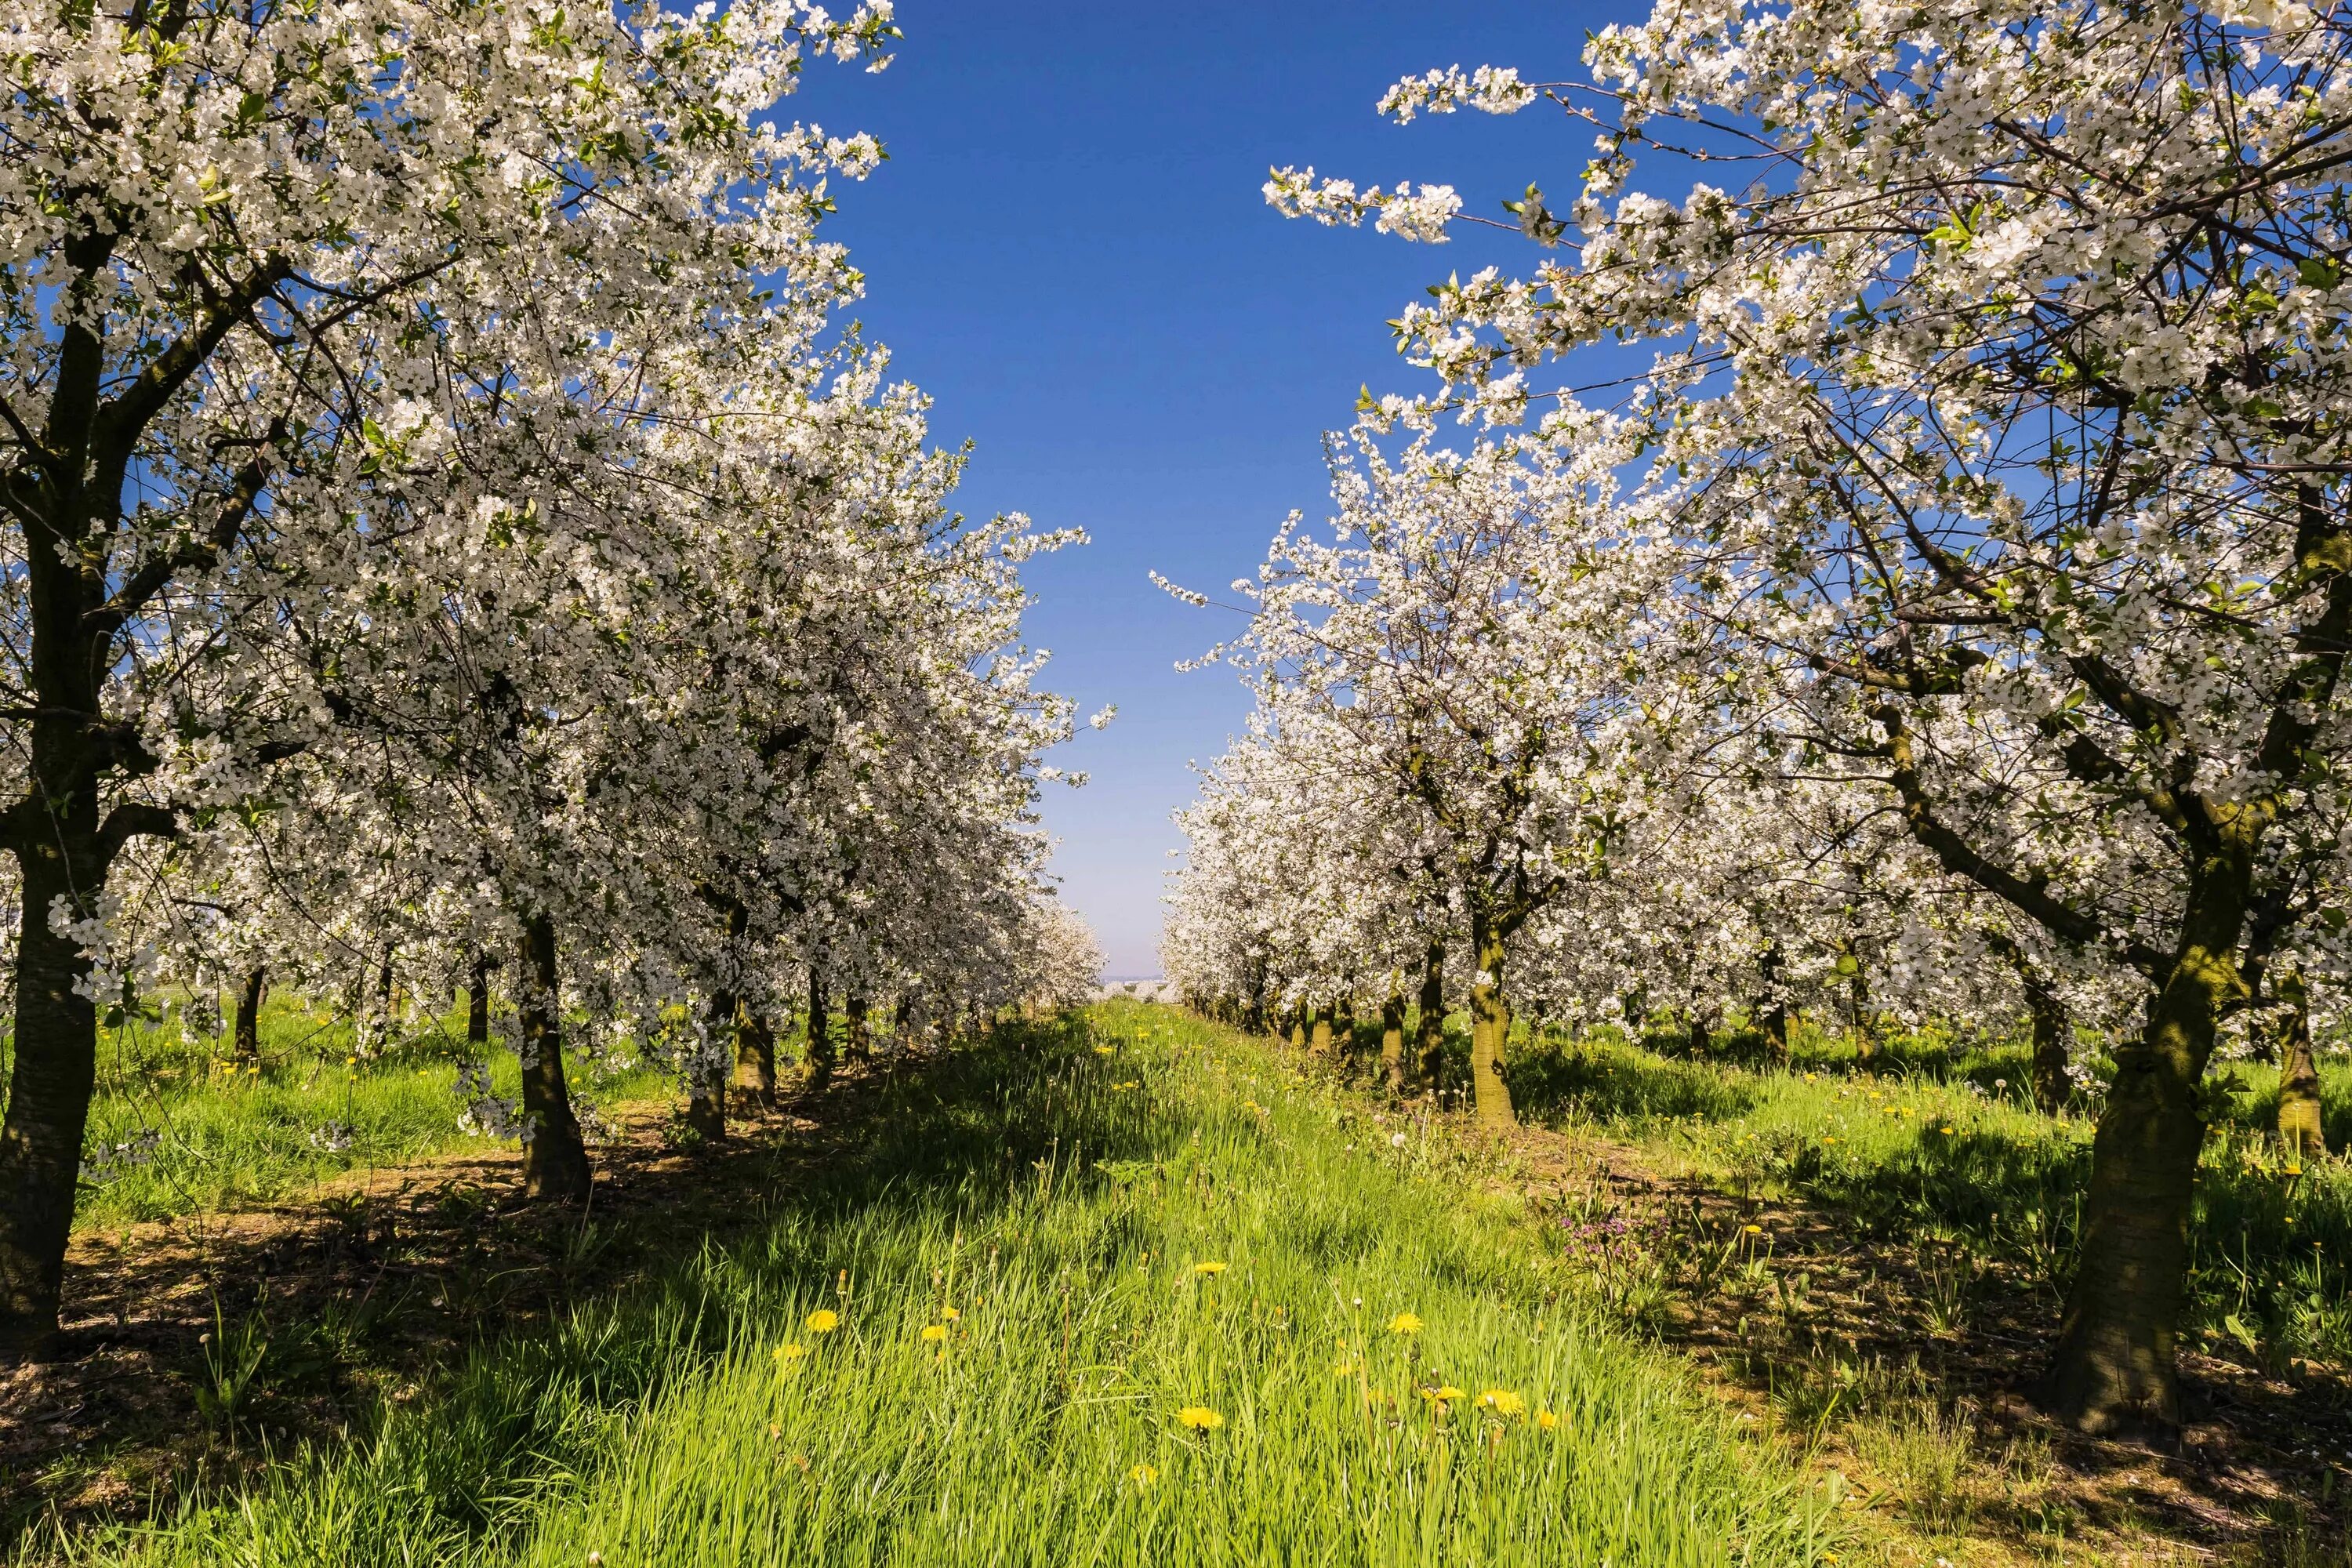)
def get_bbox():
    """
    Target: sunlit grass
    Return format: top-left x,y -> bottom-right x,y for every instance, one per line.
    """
48,1004 -> 1845,1566
8,999 -> 669,1232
